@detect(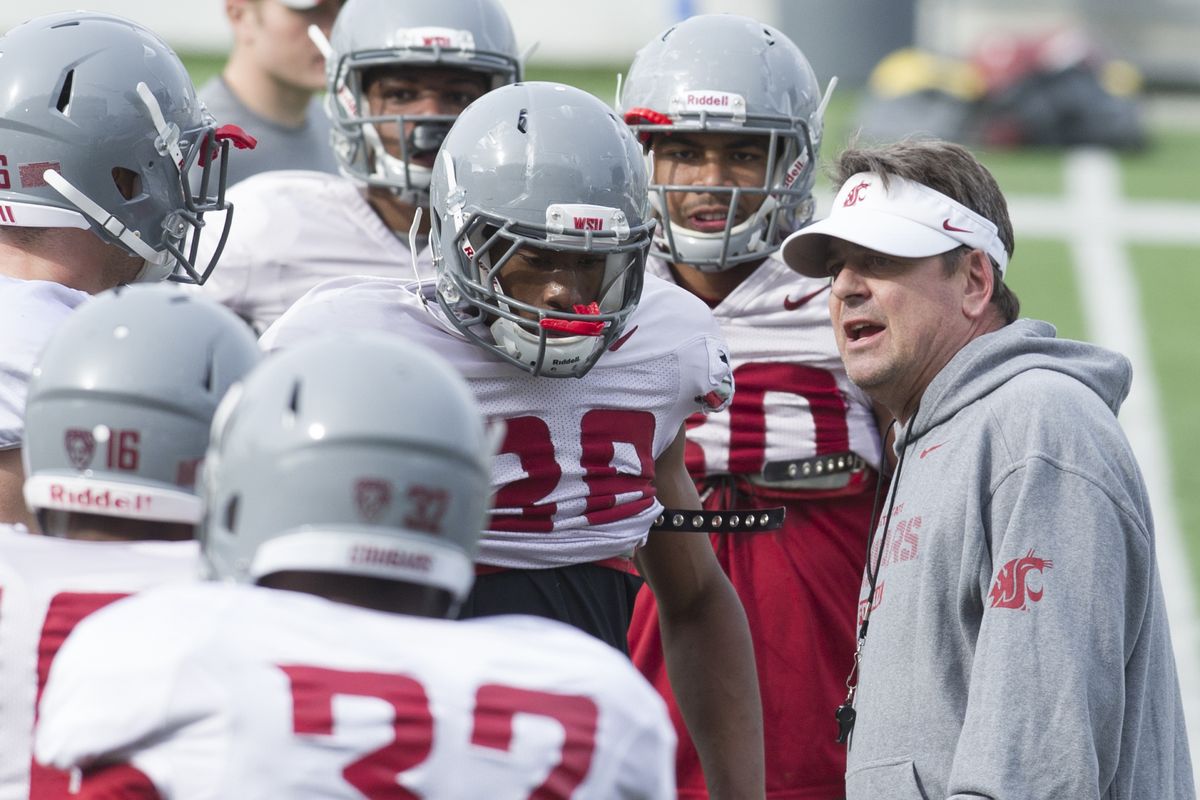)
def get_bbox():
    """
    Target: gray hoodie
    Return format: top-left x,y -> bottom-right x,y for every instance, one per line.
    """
845,319 -> 1194,799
